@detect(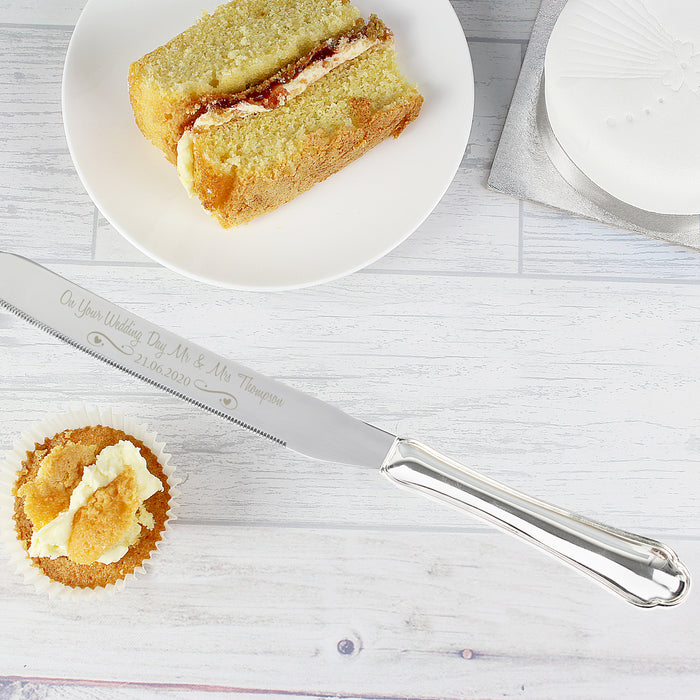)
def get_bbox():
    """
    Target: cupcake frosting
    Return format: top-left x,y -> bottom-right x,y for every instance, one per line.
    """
25,440 -> 163,564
